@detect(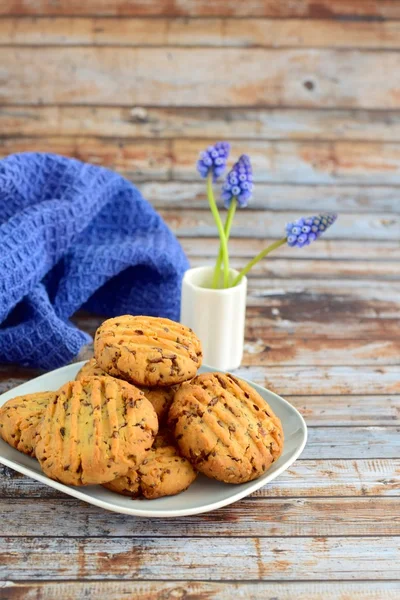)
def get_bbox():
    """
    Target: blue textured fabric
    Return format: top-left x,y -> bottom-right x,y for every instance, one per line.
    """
0,152 -> 189,369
